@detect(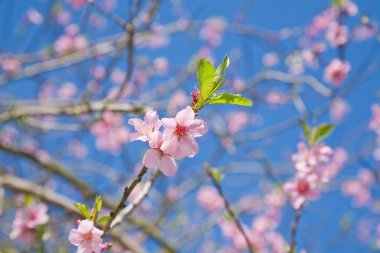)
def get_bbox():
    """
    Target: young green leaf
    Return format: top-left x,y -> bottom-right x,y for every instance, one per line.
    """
310,123 -> 334,144
97,216 -> 110,224
95,195 -> 102,213
299,120 -> 311,143
209,93 -> 253,106
197,59 -> 216,98
207,55 -> 230,96
74,203 -> 91,219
